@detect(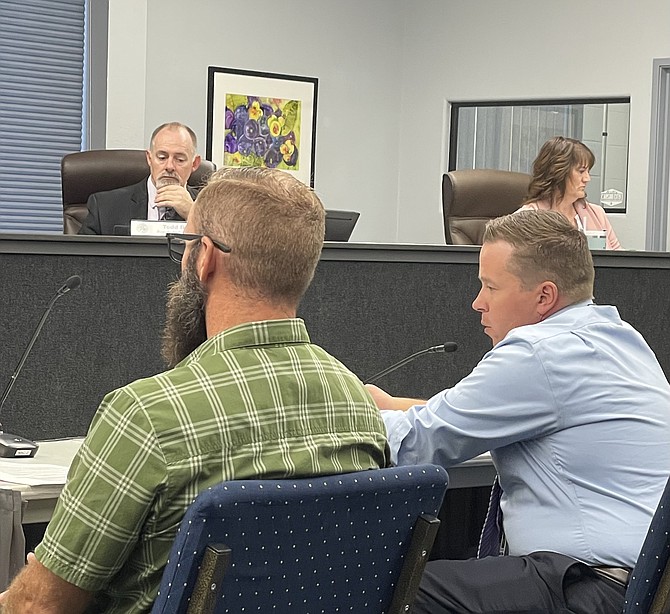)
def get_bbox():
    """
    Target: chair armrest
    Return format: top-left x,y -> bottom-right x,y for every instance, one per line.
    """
186,544 -> 231,614
388,514 -> 441,614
